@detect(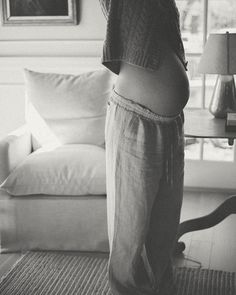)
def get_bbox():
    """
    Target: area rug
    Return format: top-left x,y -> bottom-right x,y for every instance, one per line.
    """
0,251 -> 235,295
